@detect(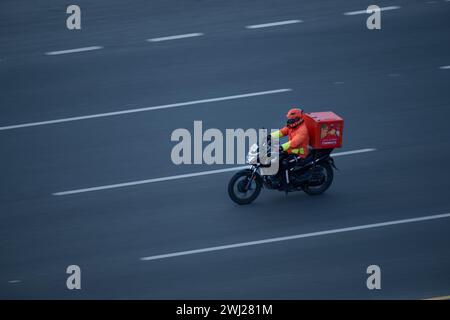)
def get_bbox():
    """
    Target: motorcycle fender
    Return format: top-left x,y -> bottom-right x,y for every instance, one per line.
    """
328,157 -> 338,170
315,156 -> 338,170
